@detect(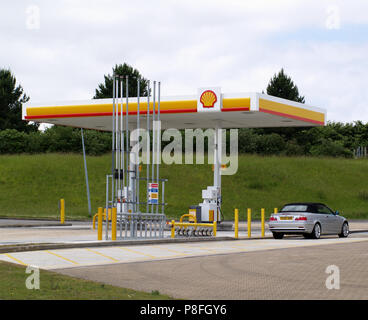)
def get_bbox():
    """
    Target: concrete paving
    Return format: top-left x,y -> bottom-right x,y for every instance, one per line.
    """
1,233 -> 367,270
53,238 -> 368,300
